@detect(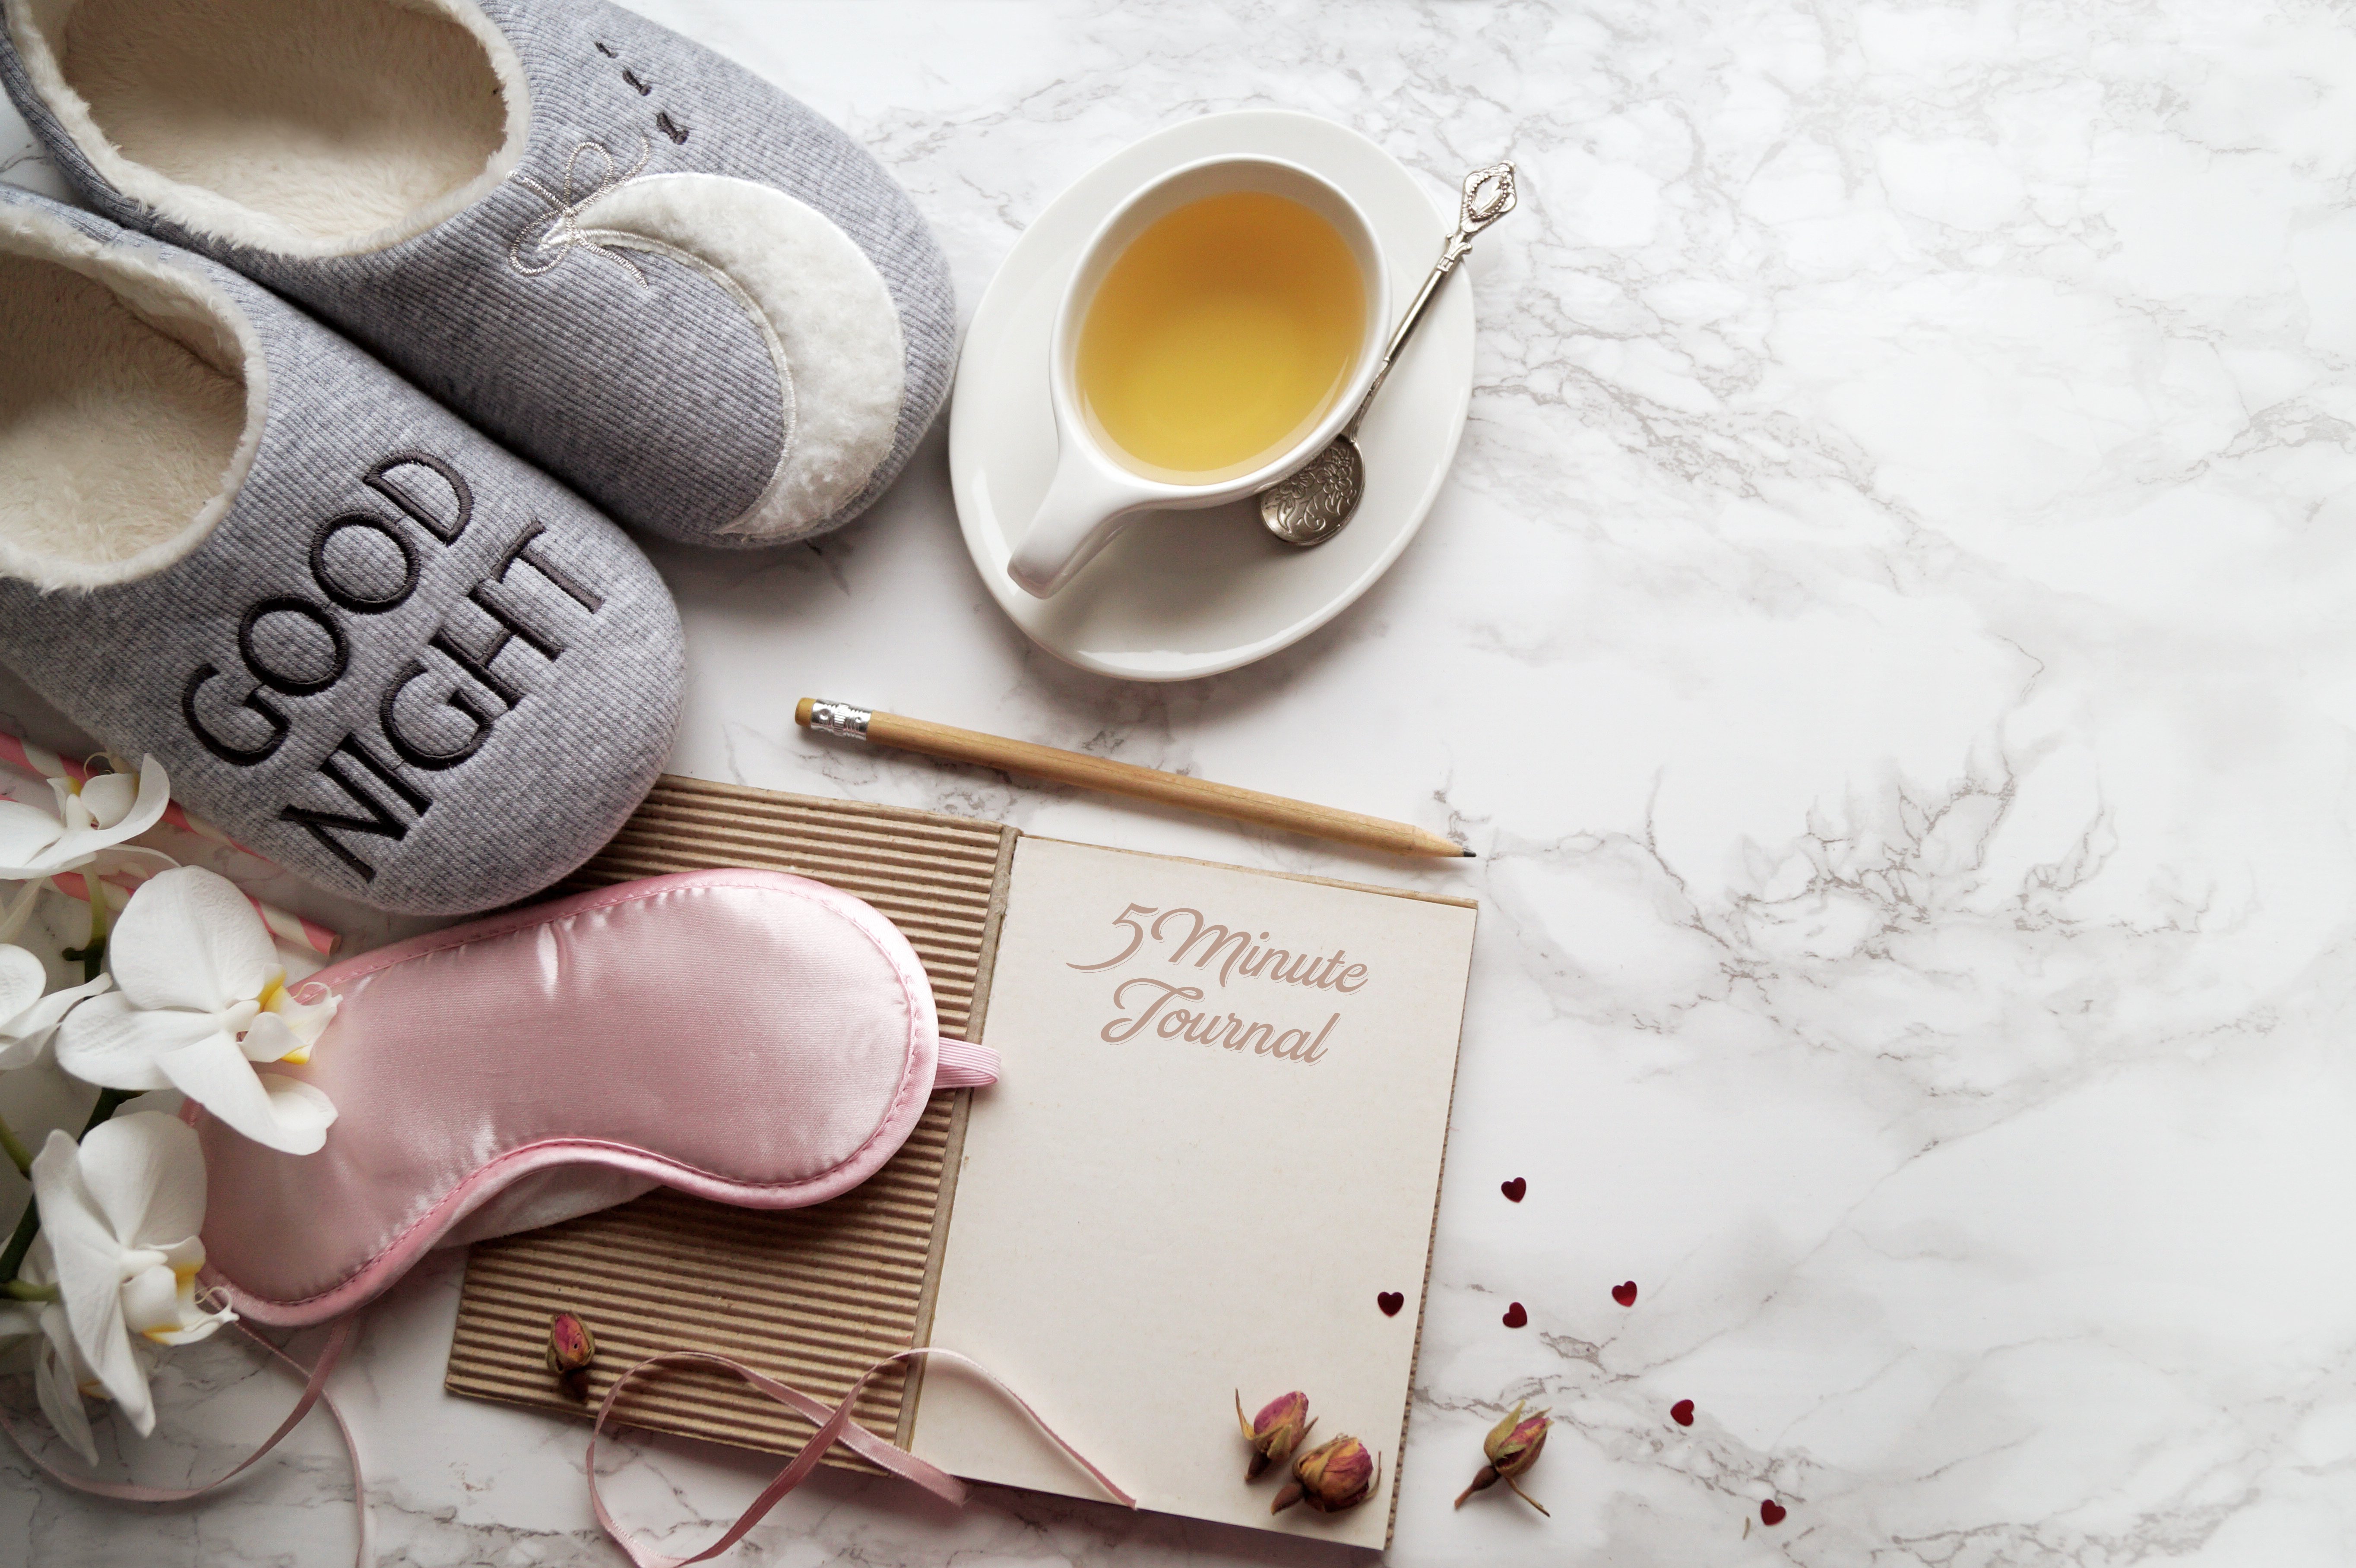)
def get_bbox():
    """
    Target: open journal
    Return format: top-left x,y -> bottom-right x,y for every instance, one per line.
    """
445,777 -> 1476,1548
